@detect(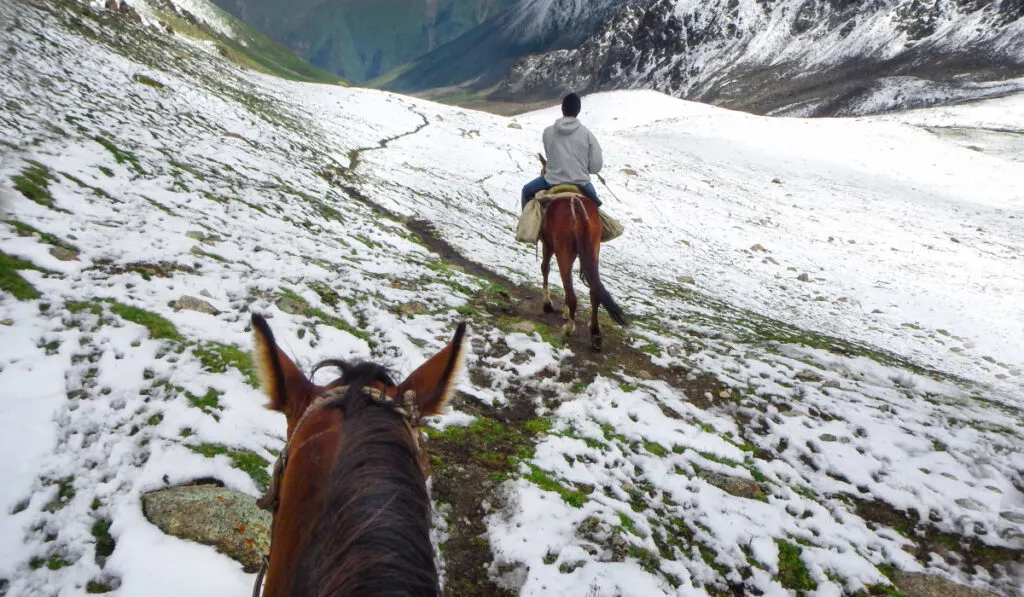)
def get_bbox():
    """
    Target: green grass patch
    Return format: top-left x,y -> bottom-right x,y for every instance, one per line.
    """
47,476 -> 76,512
185,388 -> 223,415
91,518 -> 115,557
525,465 -> 588,508
132,73 -> 165,89
0,251 -> 44,300
644,440 -> 669,457
776,539 -> 818,591
279,288 -> 373,345
187,444 -> 270,491
5,220 -> 79,254
107,301 -> 180,340
30,555 -> 71,571
12,161 -> 56,208
93,136 -> 144,174
628,545 -> 661,574
86,581 -> 114,594
618,512 -> 639,535
146,413 -> 163,426
193,342 -> 259,387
